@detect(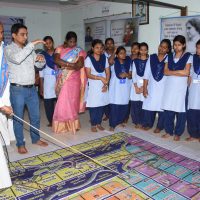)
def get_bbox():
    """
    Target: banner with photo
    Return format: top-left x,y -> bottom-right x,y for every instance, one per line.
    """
161,15 -> 200,54
84,20 -> 106,52
0,15 -> 25,45
110,18 -> 139,47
